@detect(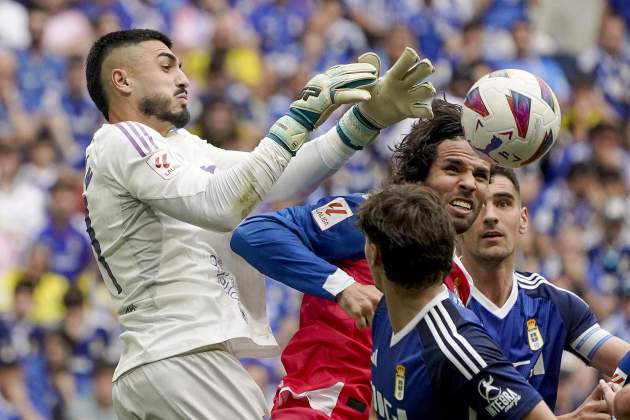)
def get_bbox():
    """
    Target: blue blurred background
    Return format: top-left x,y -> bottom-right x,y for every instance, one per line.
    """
1,0 -> 630,418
